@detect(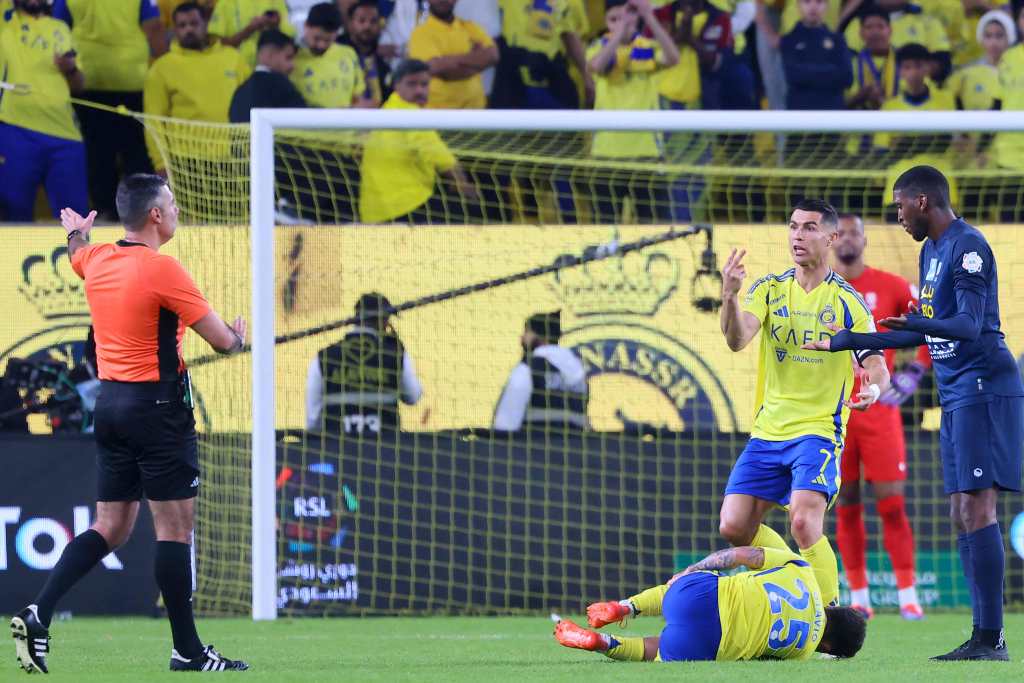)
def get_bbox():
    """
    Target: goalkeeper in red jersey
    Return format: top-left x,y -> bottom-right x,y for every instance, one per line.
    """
831,213 -> 931,621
